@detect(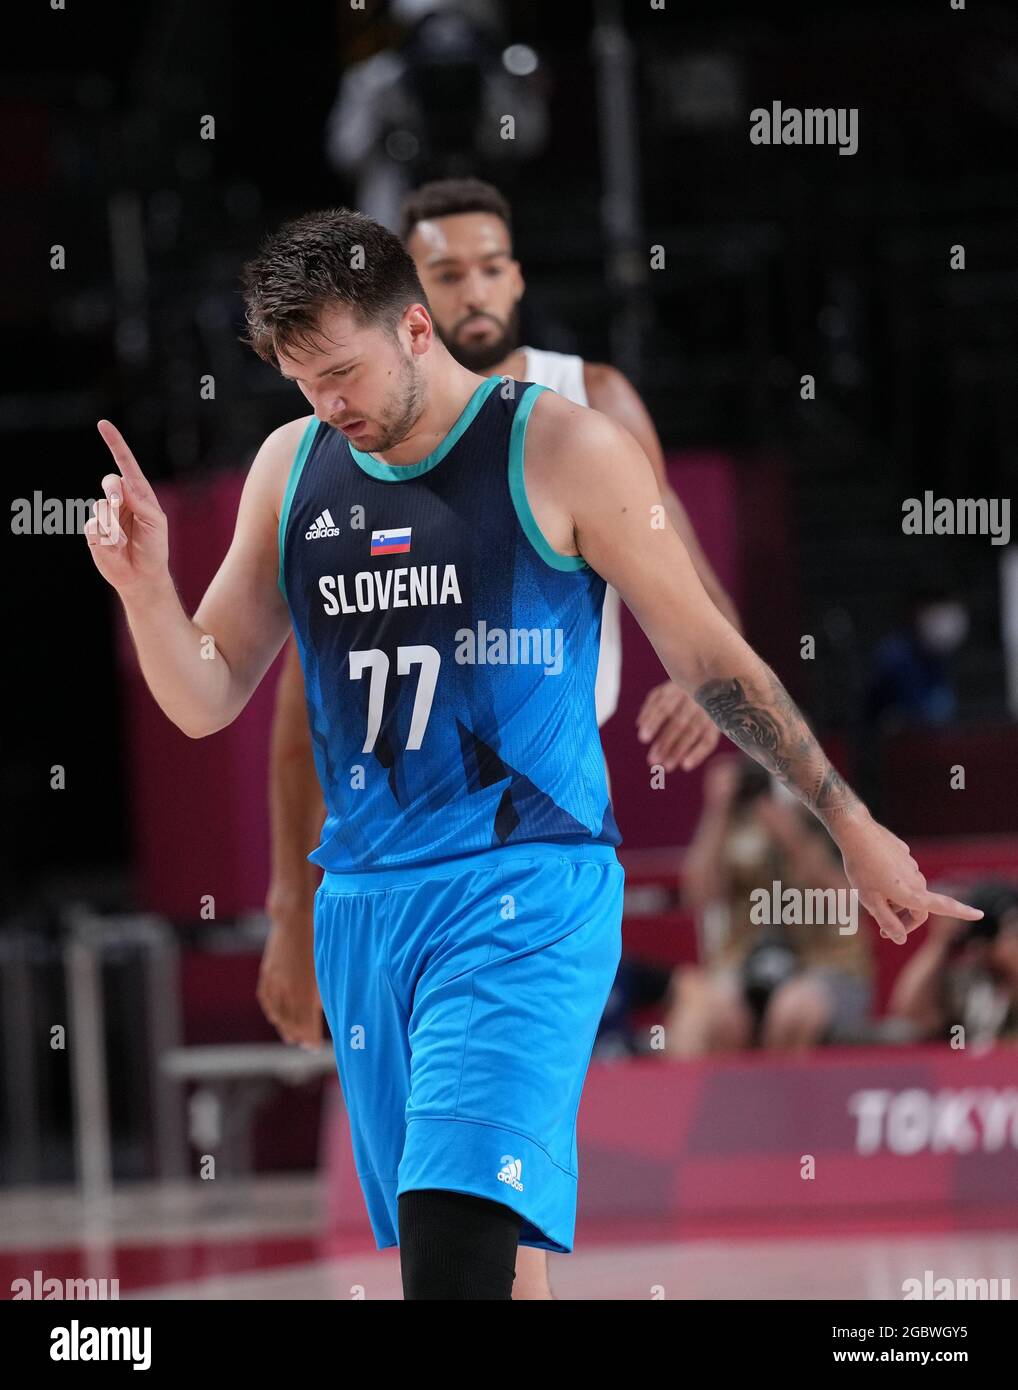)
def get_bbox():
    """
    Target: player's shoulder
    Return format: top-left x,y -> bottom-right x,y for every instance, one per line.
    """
522,385 -> 645,507
262,413 -> 317,463
246,414 -> 317,515
527,380 -> 635,459
255,413 -> 317,473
